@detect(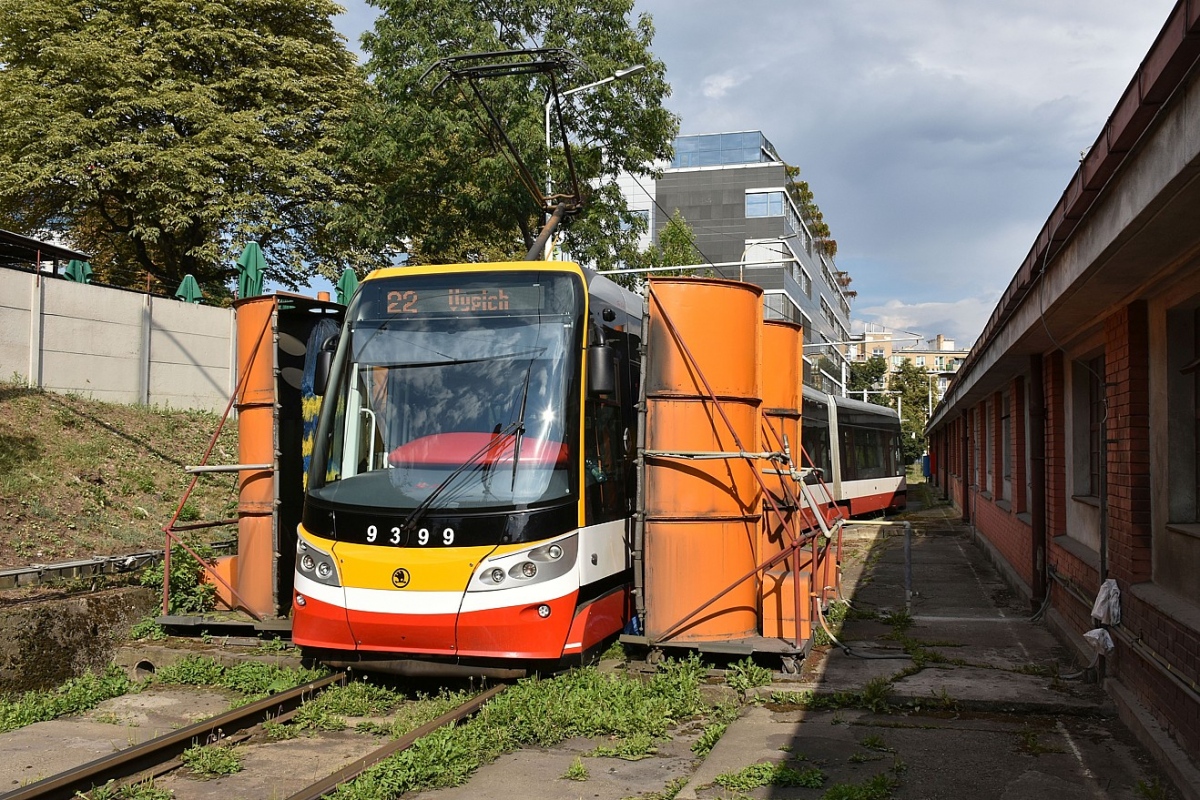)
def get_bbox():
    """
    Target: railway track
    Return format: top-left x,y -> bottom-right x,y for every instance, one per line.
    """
0,676 -> 504,800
